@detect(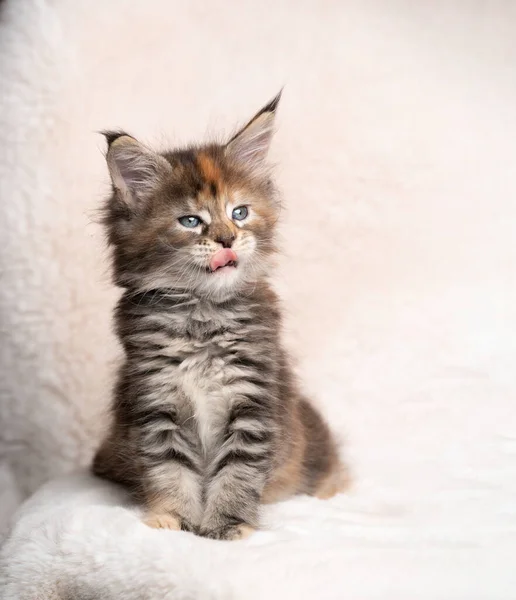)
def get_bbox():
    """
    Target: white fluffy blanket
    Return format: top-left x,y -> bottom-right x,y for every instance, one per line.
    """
1,472 -> 515,599
1,0 -> 516,598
